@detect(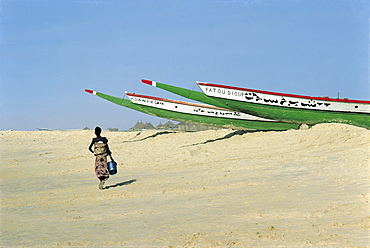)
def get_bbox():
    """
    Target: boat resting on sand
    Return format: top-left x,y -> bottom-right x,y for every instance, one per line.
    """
84,89 -> 300,131
141,79 -> 302,130
195,82 -> 370,129
126,93 -> 300,130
